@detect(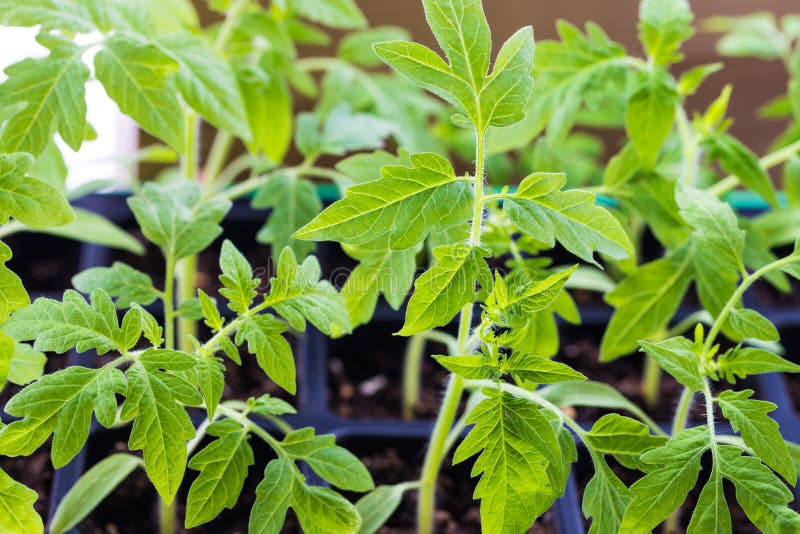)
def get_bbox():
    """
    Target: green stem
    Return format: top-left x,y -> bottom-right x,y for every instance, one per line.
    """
163,253 -> 176,351
180,112 -> 199,182
205,131 -> 233,185
671,386 -> 695,436
708,137 -> 800,197
402,335 -> 426,421
159,499 -> 175,534
703,254 -> 798,355
417,129 -> 487,534
676,106 -> 699,186
176,254 -> 197,353
642,355 -> 662,408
